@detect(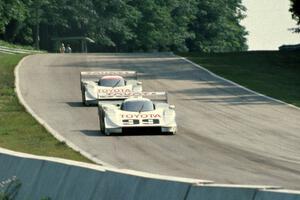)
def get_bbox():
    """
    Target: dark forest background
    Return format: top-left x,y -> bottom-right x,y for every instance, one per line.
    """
0,0 -> 298,52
